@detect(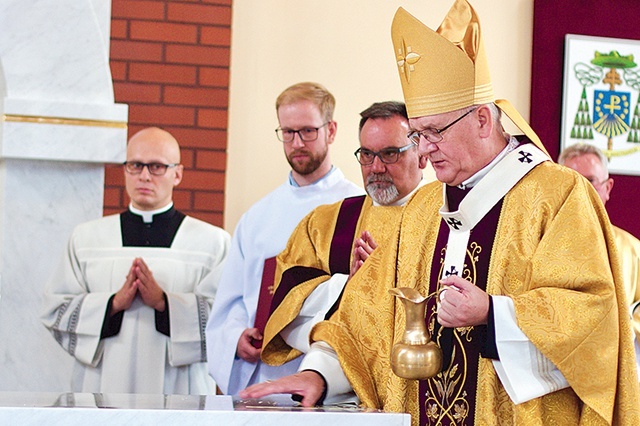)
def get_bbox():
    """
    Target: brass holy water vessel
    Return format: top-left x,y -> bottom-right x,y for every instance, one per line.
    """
389,287 -> 443,380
